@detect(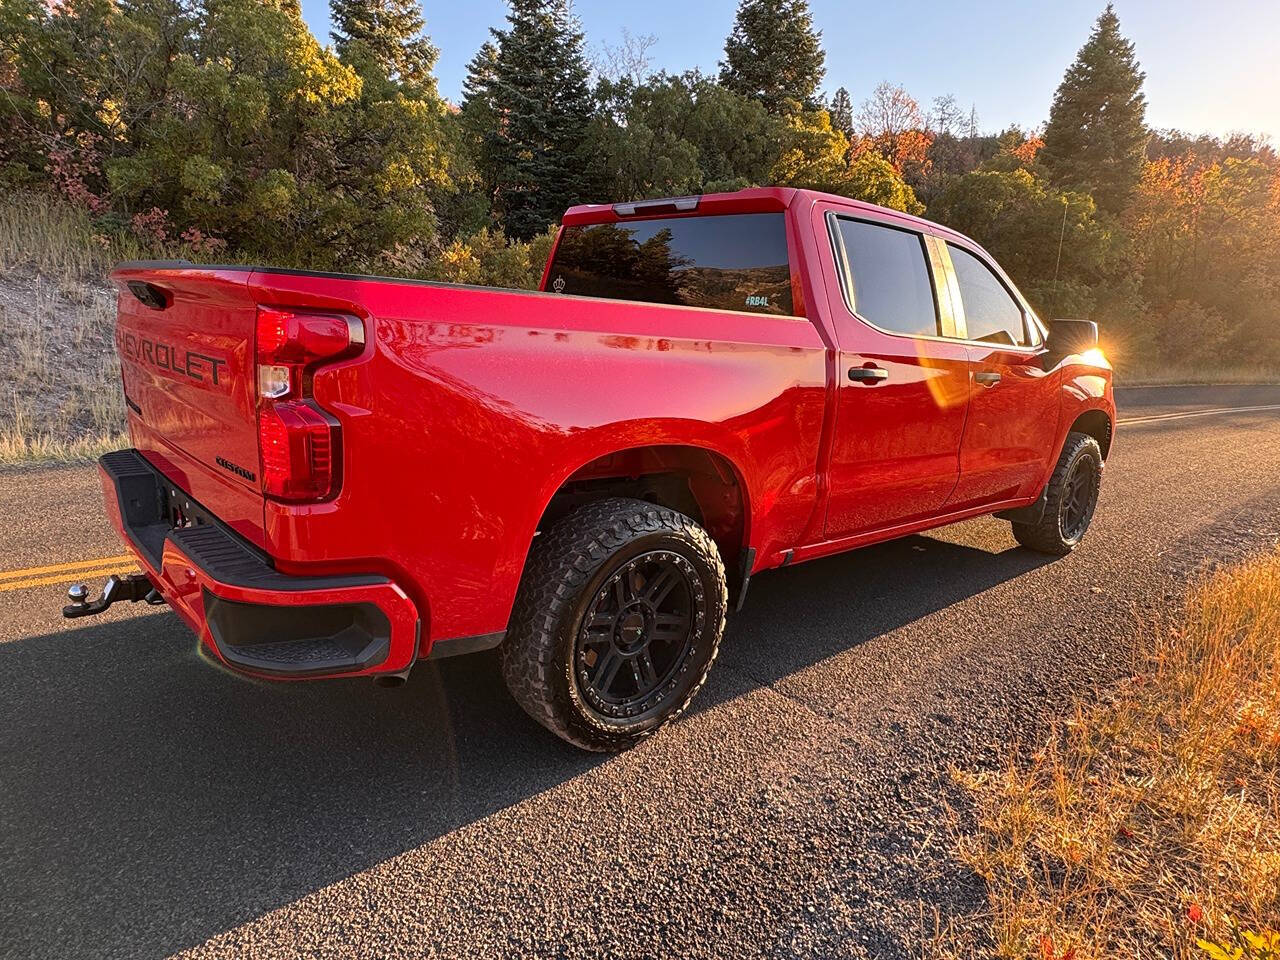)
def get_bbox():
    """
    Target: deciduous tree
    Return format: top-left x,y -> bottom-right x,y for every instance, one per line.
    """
843,148 -> 925,215
928,167 -> 1111,317
856,82 -> 933,185
106,0 -> 455,267
586,71 -> 777,200
772,109 -> 924,214
593,28 -> 657,86
105,0 -> 364,260
1124,153 -> 1280,363
423,225 -> 557,288
0,0 -> 192,197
